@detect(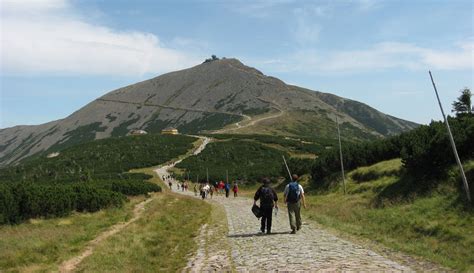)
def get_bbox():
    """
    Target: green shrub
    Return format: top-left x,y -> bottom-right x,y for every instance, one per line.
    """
91,180 -> 161,196
176,140 -> 288,183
